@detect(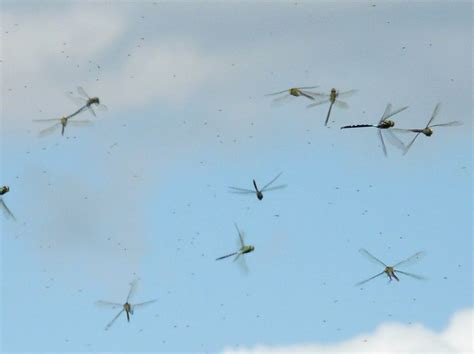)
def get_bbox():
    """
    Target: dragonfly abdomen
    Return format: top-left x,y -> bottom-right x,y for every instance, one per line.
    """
340,124 -> 374,129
